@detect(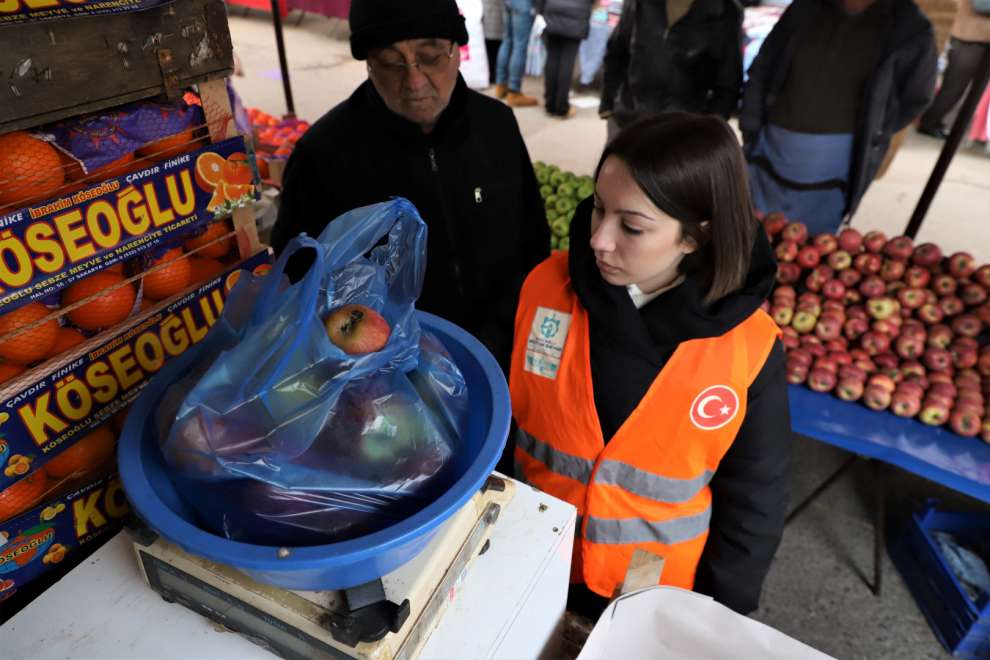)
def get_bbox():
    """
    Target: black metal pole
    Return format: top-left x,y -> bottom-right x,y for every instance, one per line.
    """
785,454 -> 858,524
905,47 -> 990,238
270,0 -> 296,117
